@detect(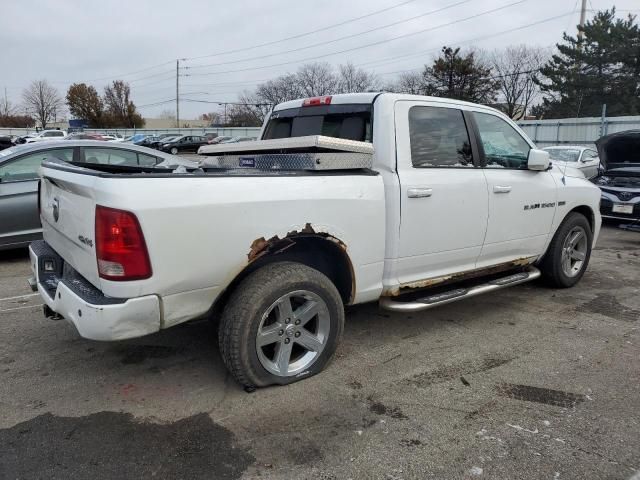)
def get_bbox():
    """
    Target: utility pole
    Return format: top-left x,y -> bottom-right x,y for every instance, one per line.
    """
176,59 -> 180,128
578,0 -> 587,42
